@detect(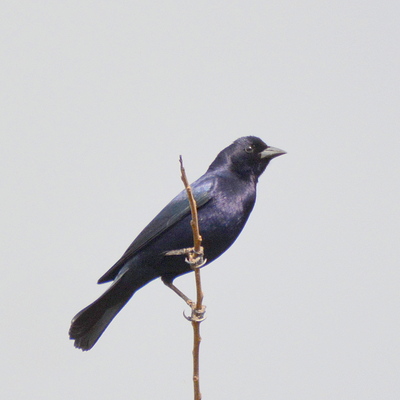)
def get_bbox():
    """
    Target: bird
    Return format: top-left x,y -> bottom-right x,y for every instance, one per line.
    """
69,136 -> 285,350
